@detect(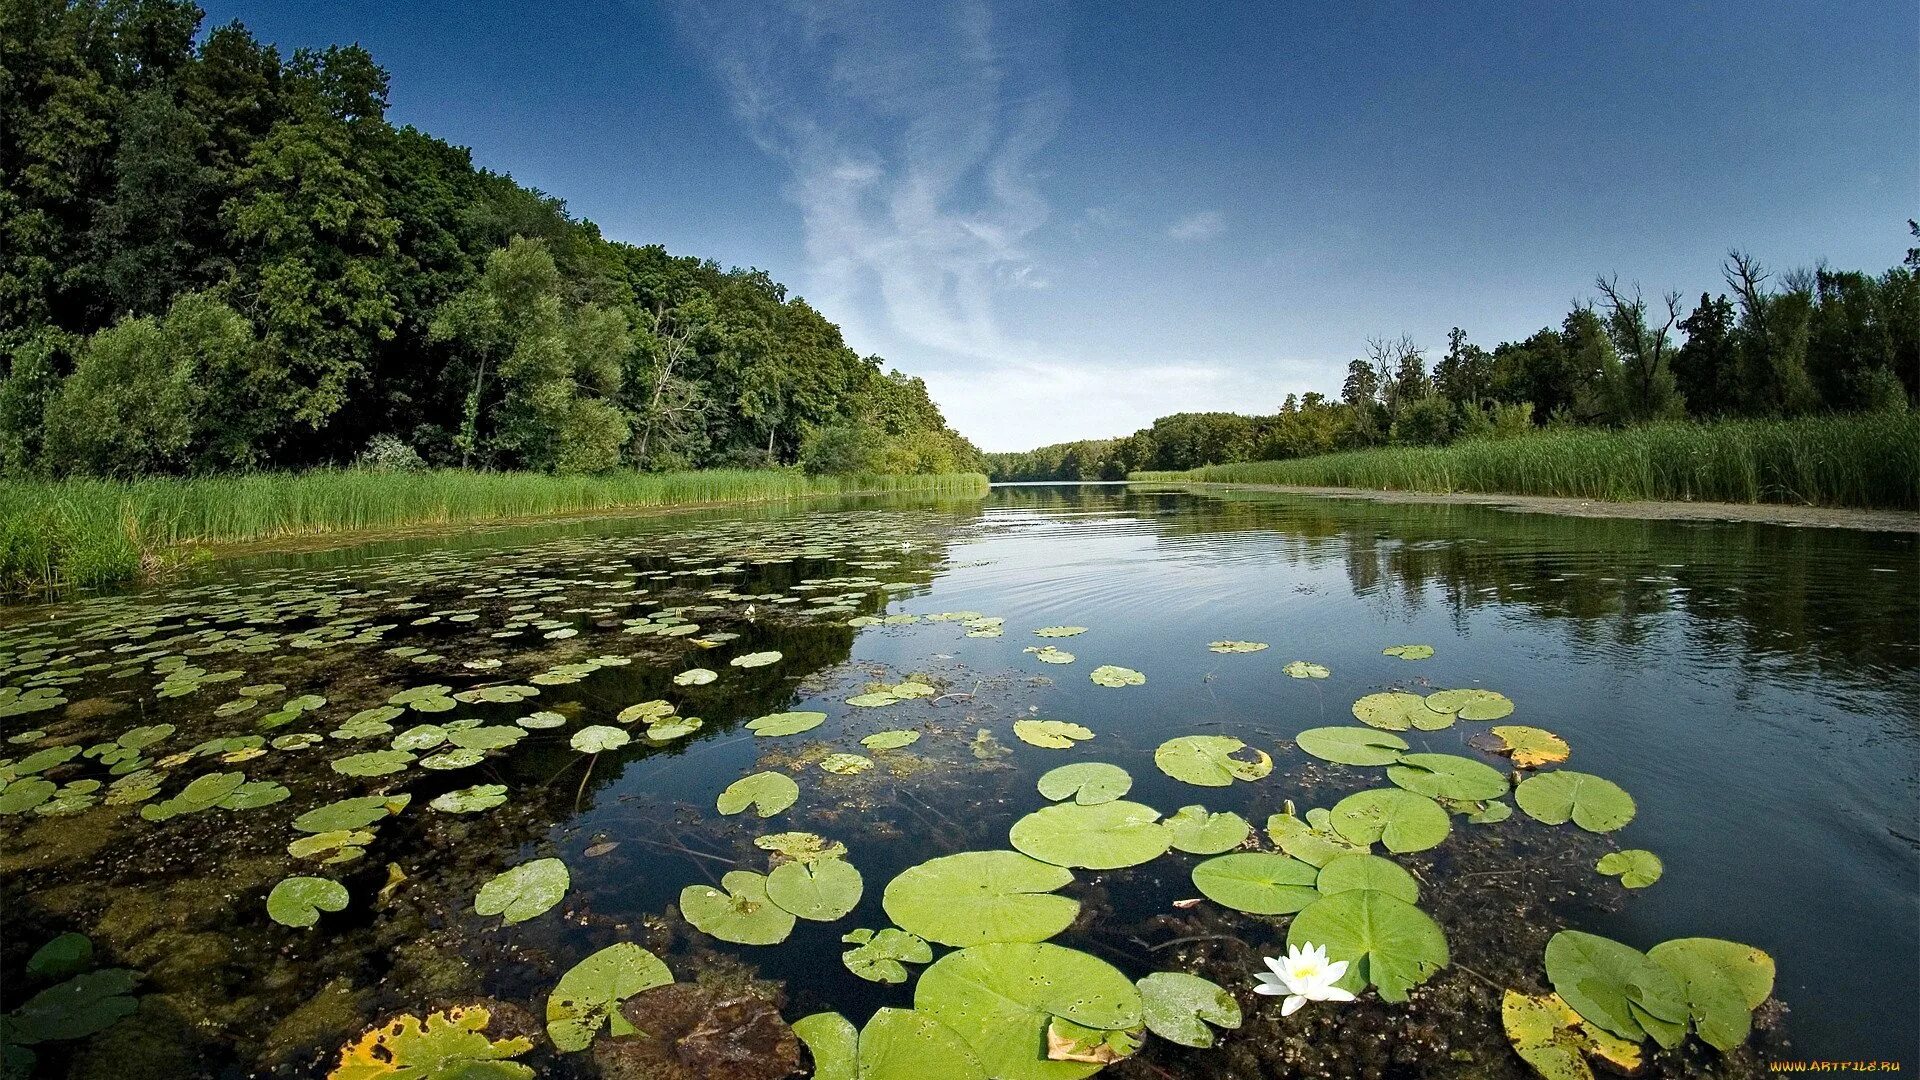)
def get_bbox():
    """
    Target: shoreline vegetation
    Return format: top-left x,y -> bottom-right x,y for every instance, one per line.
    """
0,469 -> 988,597
1129,414 -> 1920,511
